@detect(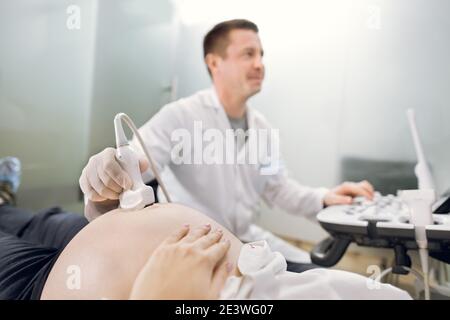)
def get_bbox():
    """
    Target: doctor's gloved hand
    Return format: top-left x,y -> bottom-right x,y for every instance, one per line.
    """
79,147 -> 149,203
323,180 -> 374,207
